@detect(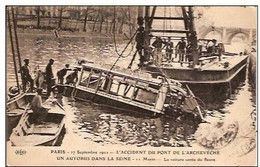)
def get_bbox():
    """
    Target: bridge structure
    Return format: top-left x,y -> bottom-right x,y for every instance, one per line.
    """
197,25 -> 256,45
